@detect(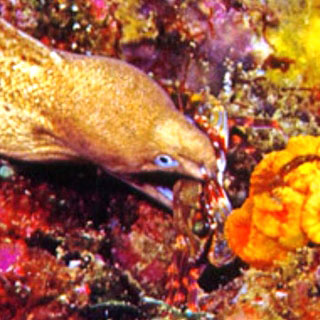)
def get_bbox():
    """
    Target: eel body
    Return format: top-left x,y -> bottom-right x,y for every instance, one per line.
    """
0,18 -> 218,209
